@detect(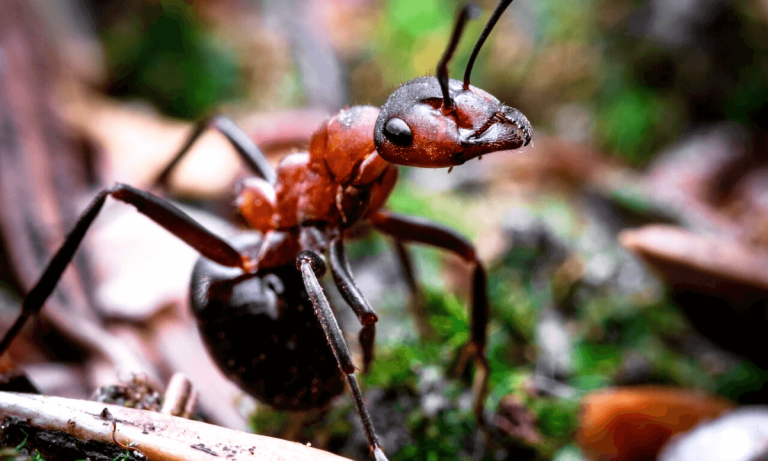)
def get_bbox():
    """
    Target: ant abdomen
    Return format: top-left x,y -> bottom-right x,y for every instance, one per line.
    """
190,233 -> 344,411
